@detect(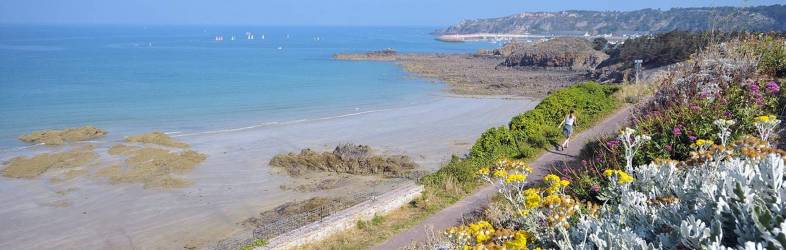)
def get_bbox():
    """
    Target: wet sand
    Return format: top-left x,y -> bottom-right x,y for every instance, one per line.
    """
0,95 -> 538,249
